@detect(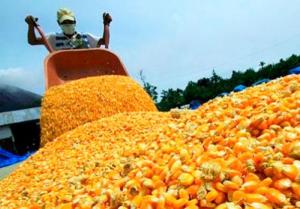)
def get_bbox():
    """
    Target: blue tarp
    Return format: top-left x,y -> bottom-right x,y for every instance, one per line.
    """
252,79 -> 270,86
233,84 -> 246,92
190,100 -> 201,110
0,148 -> 32,168
289,66 -> 300,75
